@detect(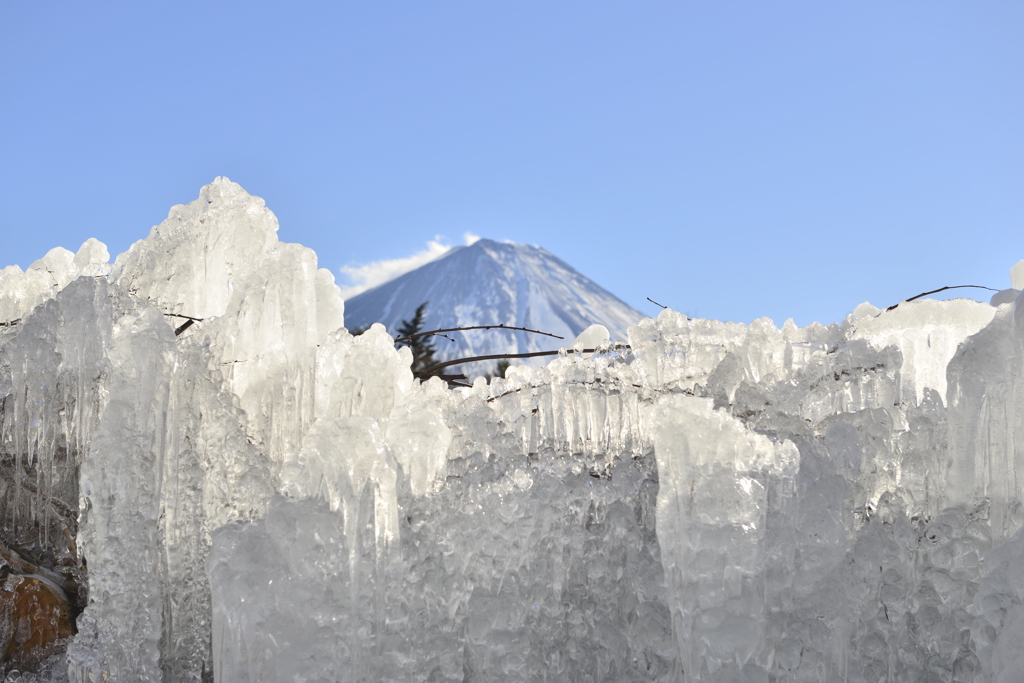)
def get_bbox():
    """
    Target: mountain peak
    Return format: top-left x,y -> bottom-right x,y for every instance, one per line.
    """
344,240 -> 644,368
